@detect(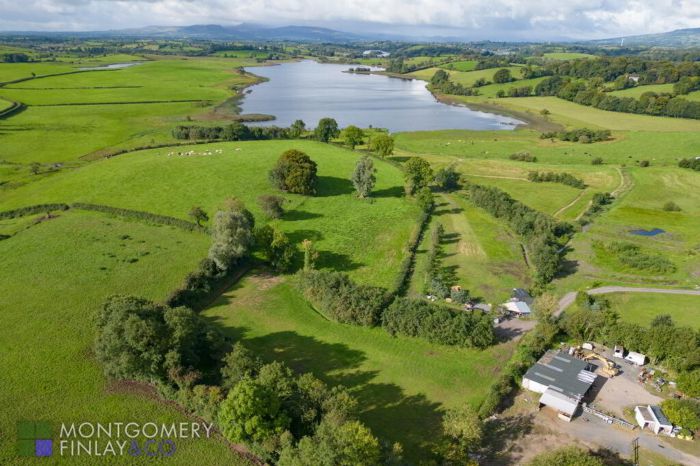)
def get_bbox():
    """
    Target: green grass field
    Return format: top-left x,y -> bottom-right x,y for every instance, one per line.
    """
0,58 -> 258,164
203,272 -> 516,462
0,210 -> 249,465
440,60 -> 477,71
603,292 -> 700,328
0,140 -> 420,288
408,66 -> 526,87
